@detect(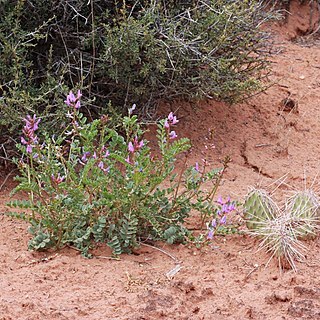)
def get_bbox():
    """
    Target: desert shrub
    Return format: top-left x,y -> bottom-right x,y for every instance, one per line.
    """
97,0 -> 274,106
0,0 -> 275,153
0,0 -> 71,161
7,91 -> 229,256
